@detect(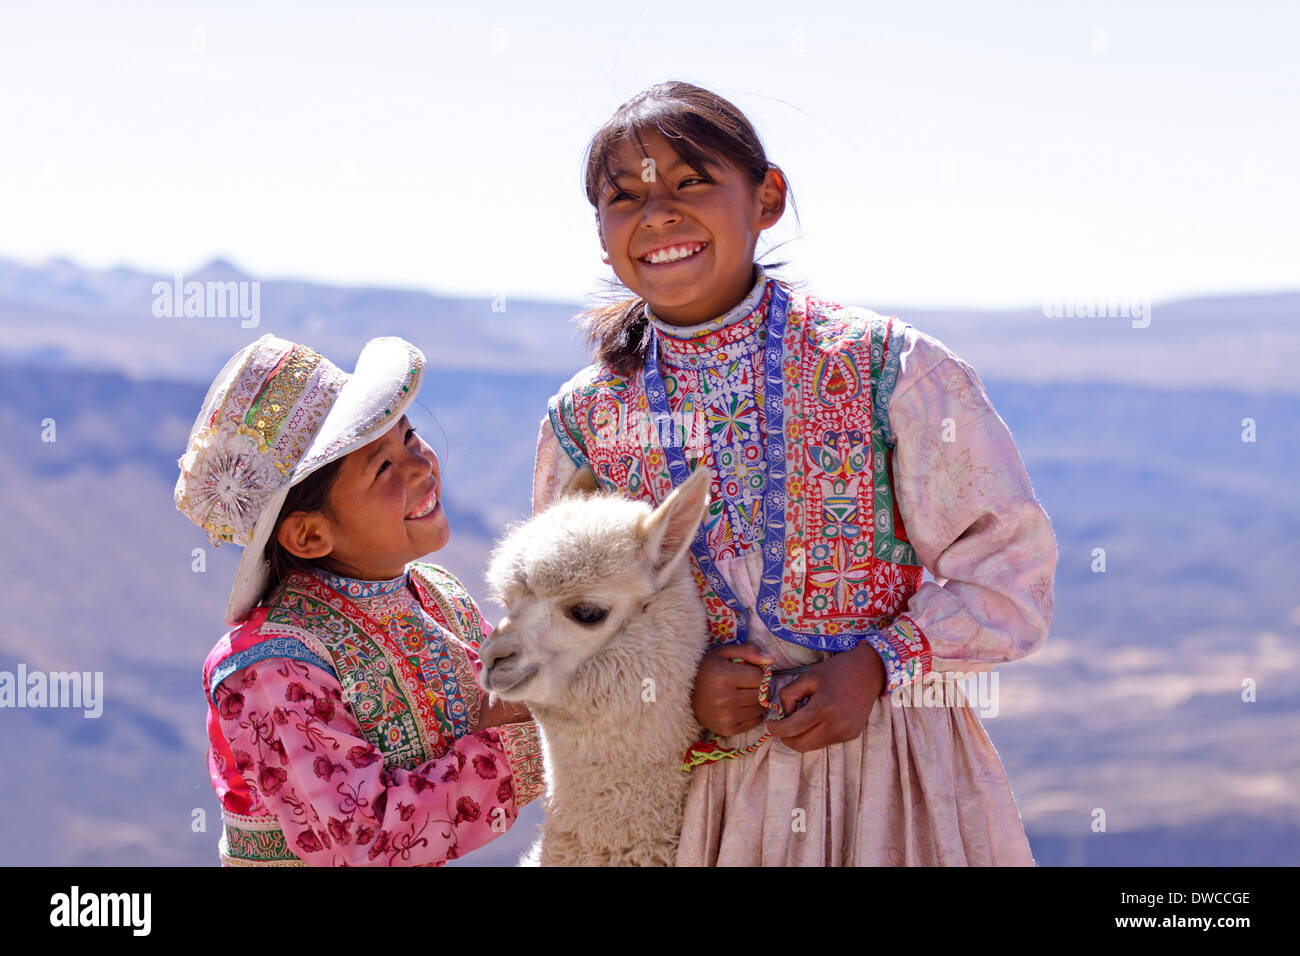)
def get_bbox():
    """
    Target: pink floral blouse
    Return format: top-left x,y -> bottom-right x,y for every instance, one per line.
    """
204,563 -> 544,866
